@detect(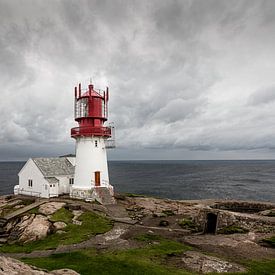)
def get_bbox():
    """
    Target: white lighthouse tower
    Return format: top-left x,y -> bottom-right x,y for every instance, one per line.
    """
70,82 -> 115,204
